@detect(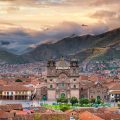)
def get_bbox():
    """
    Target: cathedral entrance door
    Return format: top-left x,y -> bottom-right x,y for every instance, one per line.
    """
61,93 -> 65,98
42,95 -> 47,101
